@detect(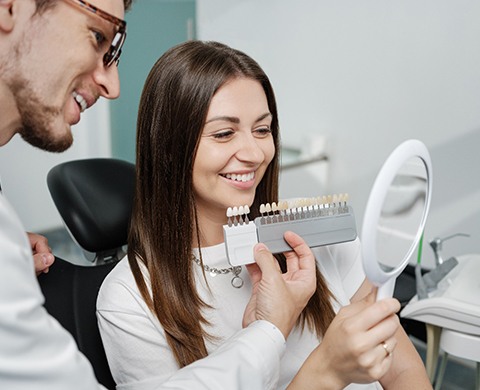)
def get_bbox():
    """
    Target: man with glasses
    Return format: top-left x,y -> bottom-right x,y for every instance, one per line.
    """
0,1 -> 318,389
3,0 -> 127,278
